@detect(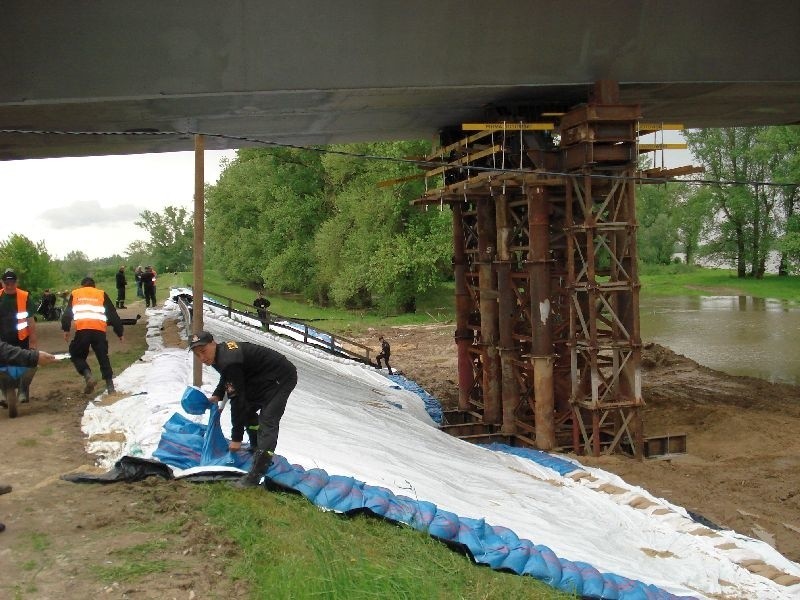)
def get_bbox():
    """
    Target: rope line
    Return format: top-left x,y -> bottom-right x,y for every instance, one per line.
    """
1,127 -> 797,189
